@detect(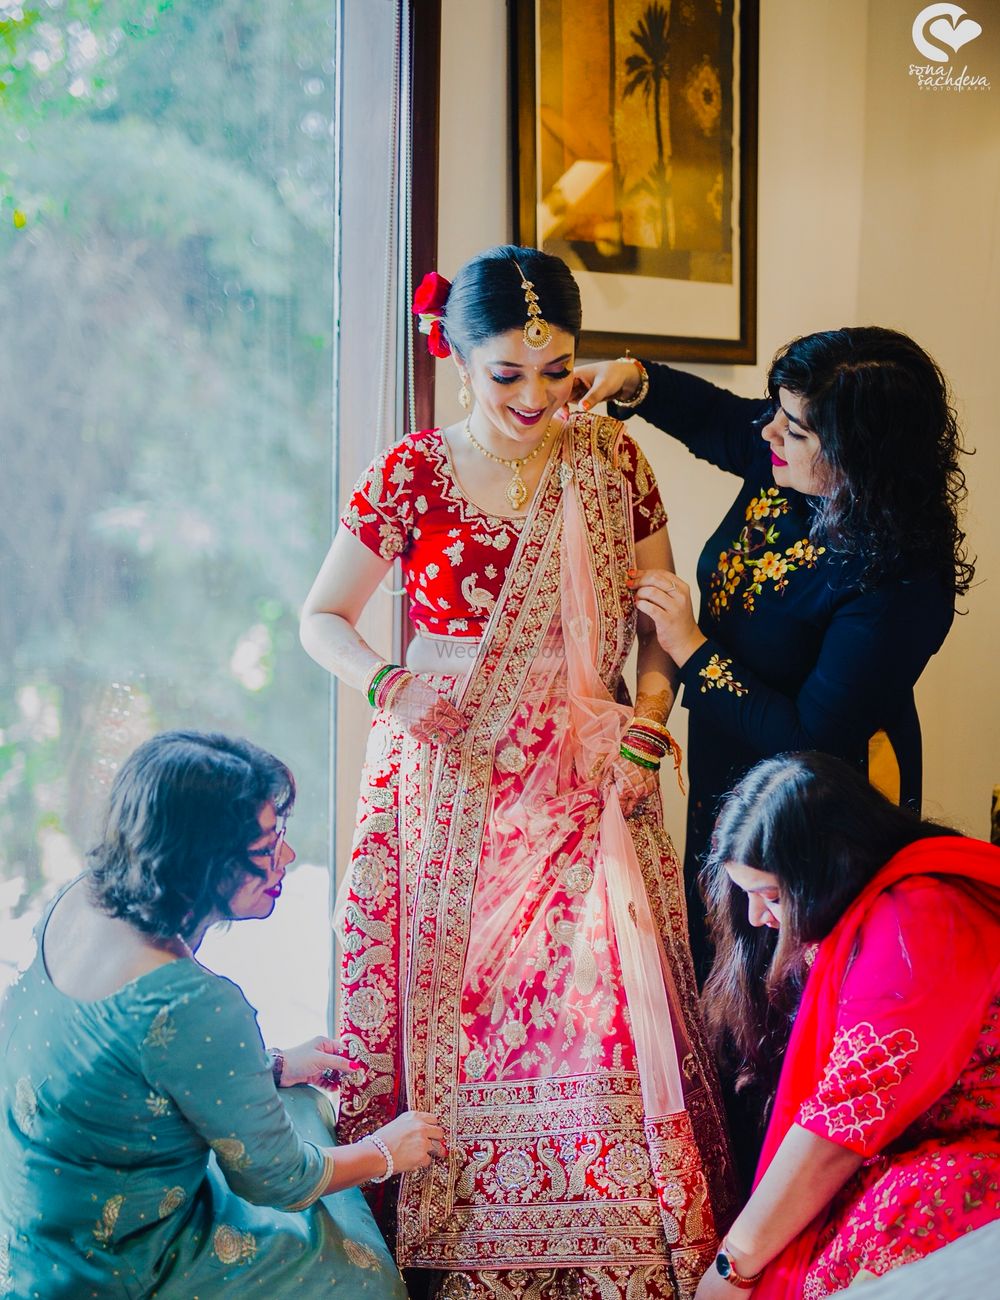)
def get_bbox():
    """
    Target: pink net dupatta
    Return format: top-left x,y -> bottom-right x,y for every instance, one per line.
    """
386,416 -> 727,1287
560,474 -> 717,1263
